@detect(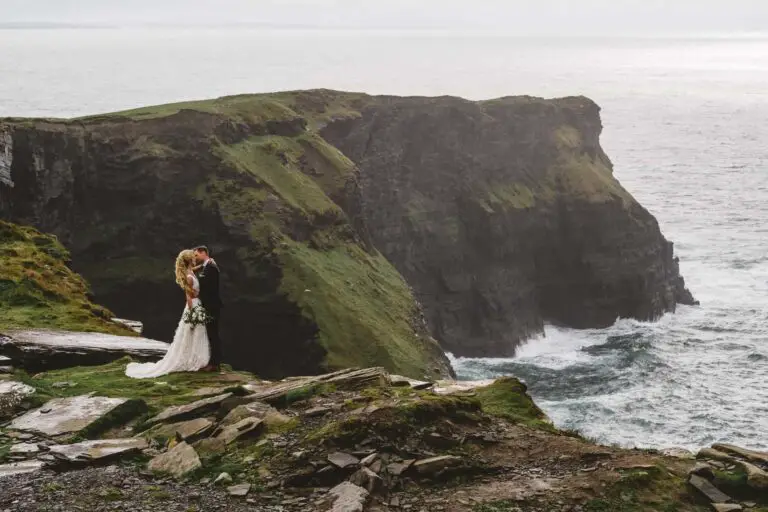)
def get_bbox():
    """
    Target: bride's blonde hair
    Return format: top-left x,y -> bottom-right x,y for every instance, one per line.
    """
175,249 -> 196,296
